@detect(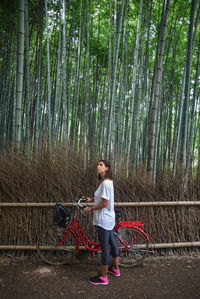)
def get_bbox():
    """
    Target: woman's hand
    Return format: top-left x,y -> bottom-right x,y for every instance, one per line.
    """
83,197 -> 93,213
83,206 -> 90,213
